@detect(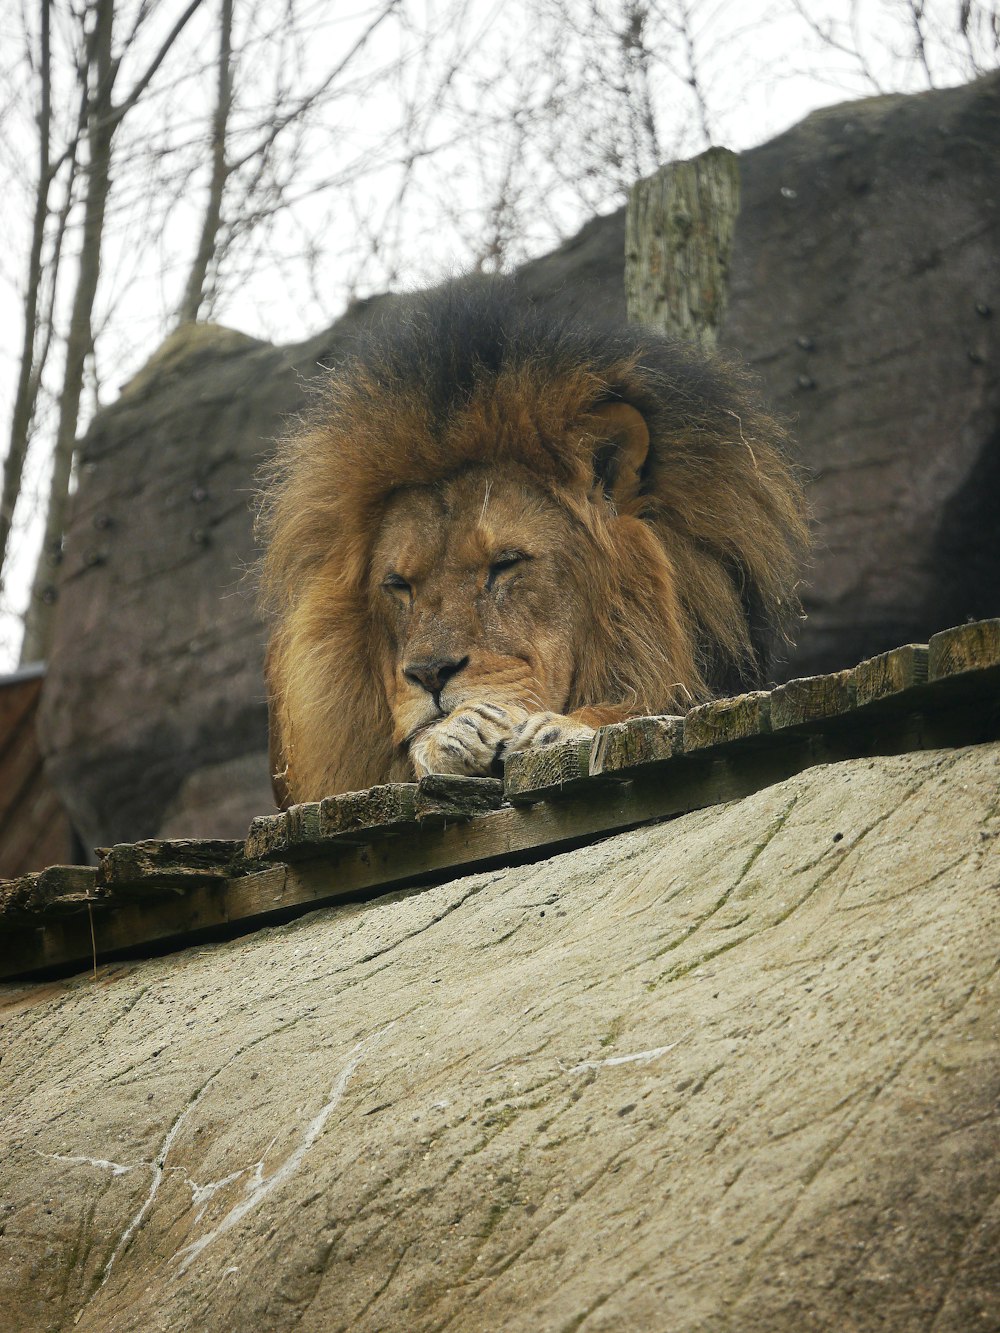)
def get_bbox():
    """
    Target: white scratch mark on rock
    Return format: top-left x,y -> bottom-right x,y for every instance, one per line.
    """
97,1072 -> 218,1291
42,1151 -> 138,1177
174,1030 -> 381,1274
570,1042 -> 677,1072
188,1168 -> 248,1221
